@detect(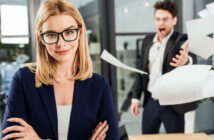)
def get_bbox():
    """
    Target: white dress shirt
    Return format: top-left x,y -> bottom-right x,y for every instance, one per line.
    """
57,105 -> 72,140
147,30 -> 173,94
